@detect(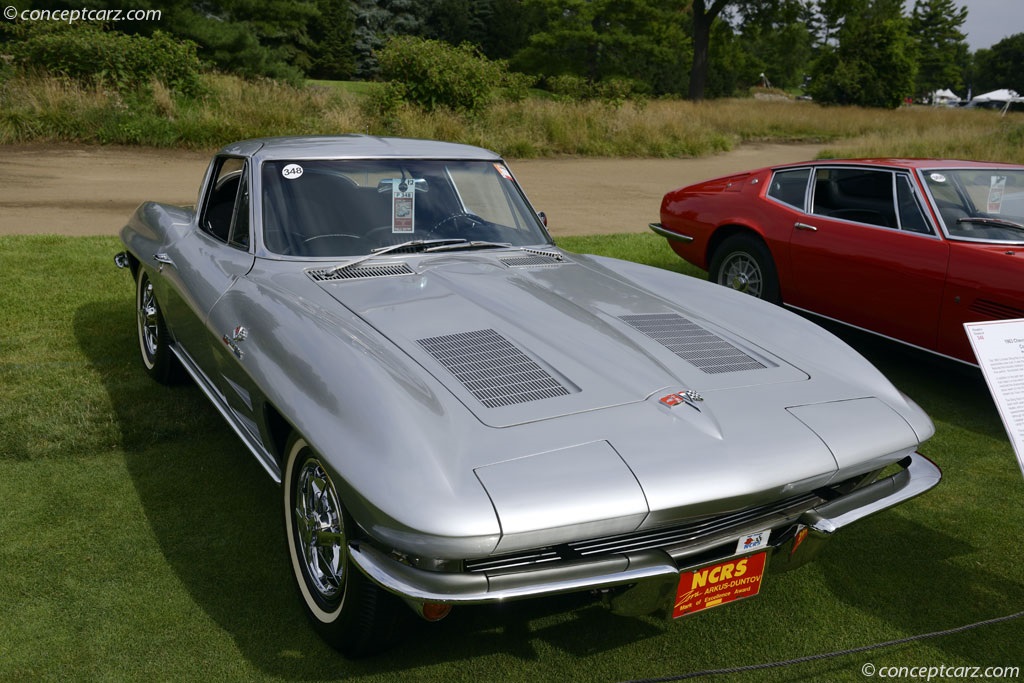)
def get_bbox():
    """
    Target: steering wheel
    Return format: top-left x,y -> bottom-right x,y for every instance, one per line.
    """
430,212 -> 484,234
